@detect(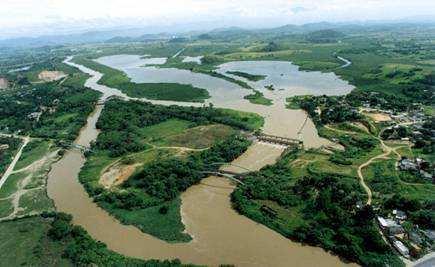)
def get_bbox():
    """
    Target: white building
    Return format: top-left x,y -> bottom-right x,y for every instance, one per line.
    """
393,240 -> 409,258
377,216 -> 398,228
